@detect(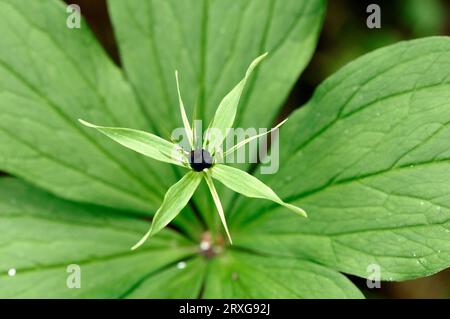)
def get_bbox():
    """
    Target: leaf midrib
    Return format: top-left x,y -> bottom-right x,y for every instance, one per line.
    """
0,125 -> 159,208
287,156 -> 450,203
292,48 -> 449,155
